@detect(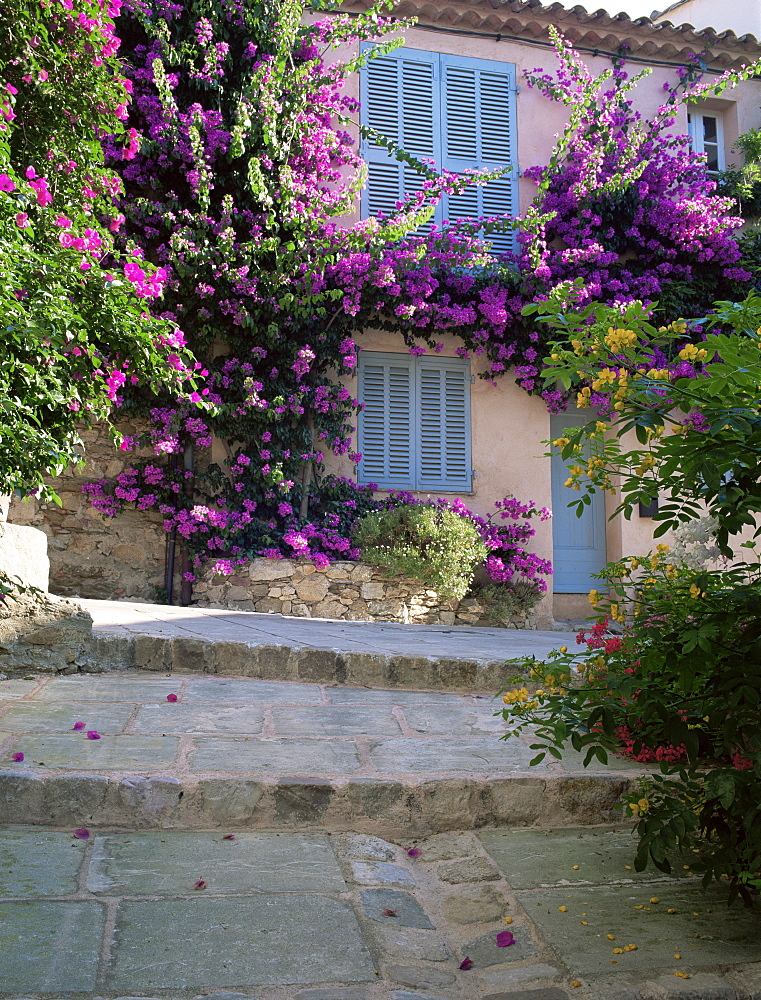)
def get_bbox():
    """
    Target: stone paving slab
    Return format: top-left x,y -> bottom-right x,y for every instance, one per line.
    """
0,672 -> 637,832
76,598 -> 579,692
0,827 -> 759,1000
